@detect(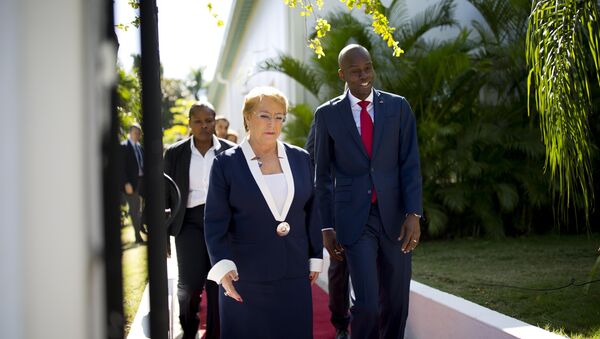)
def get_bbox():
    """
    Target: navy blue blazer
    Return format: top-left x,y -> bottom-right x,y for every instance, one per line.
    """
204,142 -> 323,282
314,89 -> 423,245
121,139 -> 142,192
